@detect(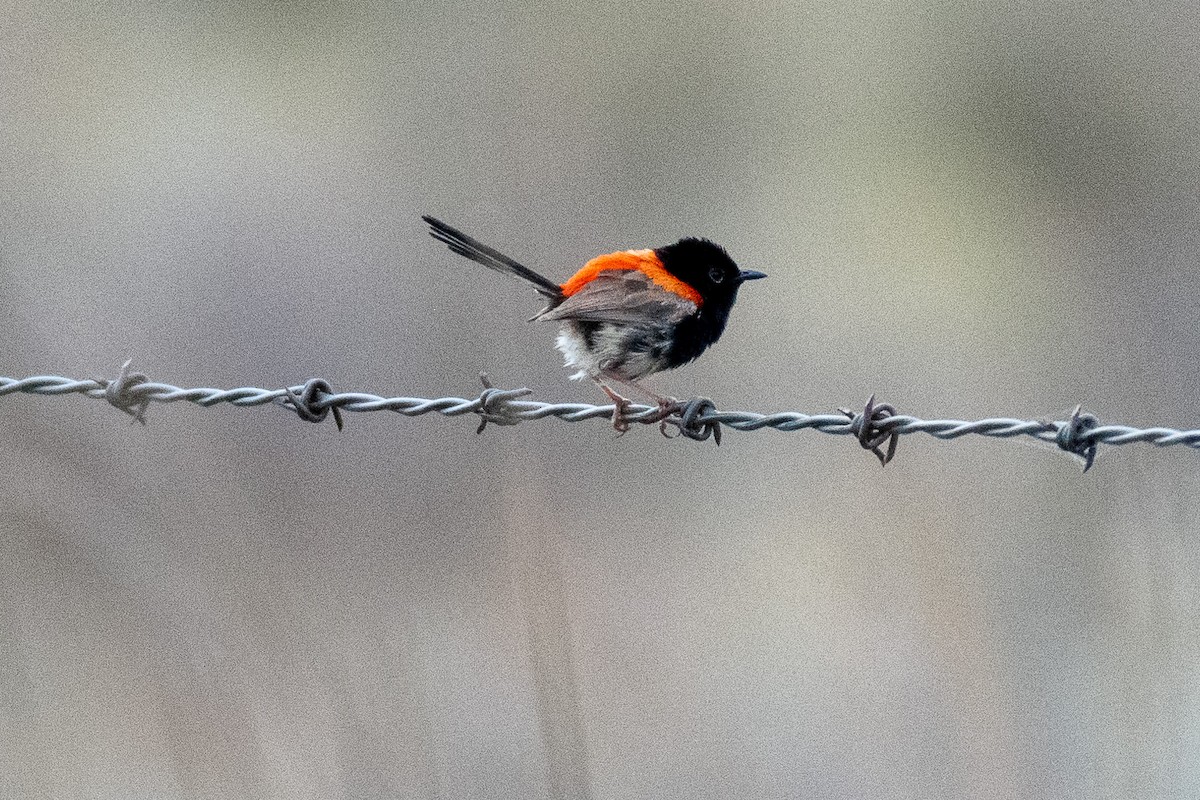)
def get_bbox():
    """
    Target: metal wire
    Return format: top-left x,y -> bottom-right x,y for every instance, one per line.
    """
3,367 -> 1199,469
